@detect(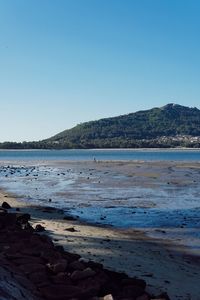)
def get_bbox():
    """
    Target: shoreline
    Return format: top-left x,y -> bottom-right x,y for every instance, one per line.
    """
1,160 -> 200,255
1,147 -> 200,151
1,189 -> 200,299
